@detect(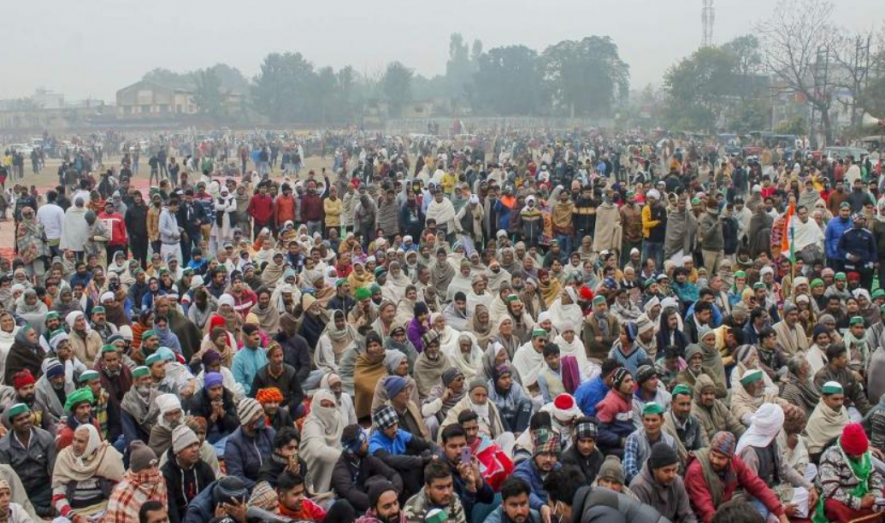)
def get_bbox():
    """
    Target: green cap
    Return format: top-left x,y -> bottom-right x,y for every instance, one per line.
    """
355,287 -> 372,301
335,278 -> 348,288
370,284 -> 382,294
6,403 -> 30,420
840,202 -> 851,209
145,353 -> 164,366
101,344 -> 118,354
132,366 -> 150,379
142,330 -> 157,341
374,267 -> 387,277
45,312 -> 59,321
532,328 -> 548,339
811,278 -> 825,288
90,306 -> 105,315
64,387 -> 95,412
734,271 -> 747,278
78,370 -> 100,384
672,384 -> 692,398
873,289 -> 885,299
593,296 -> 606,305
850,316 -> 865,326
739,369 -> 764,386
642,402 -> 665,416
425,509 -> 448,523
753,282 -> 766,290
506,294 -> 520,303
835,272 -> 847,281
821,381 -> 843,395
644,278 -> 656,287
